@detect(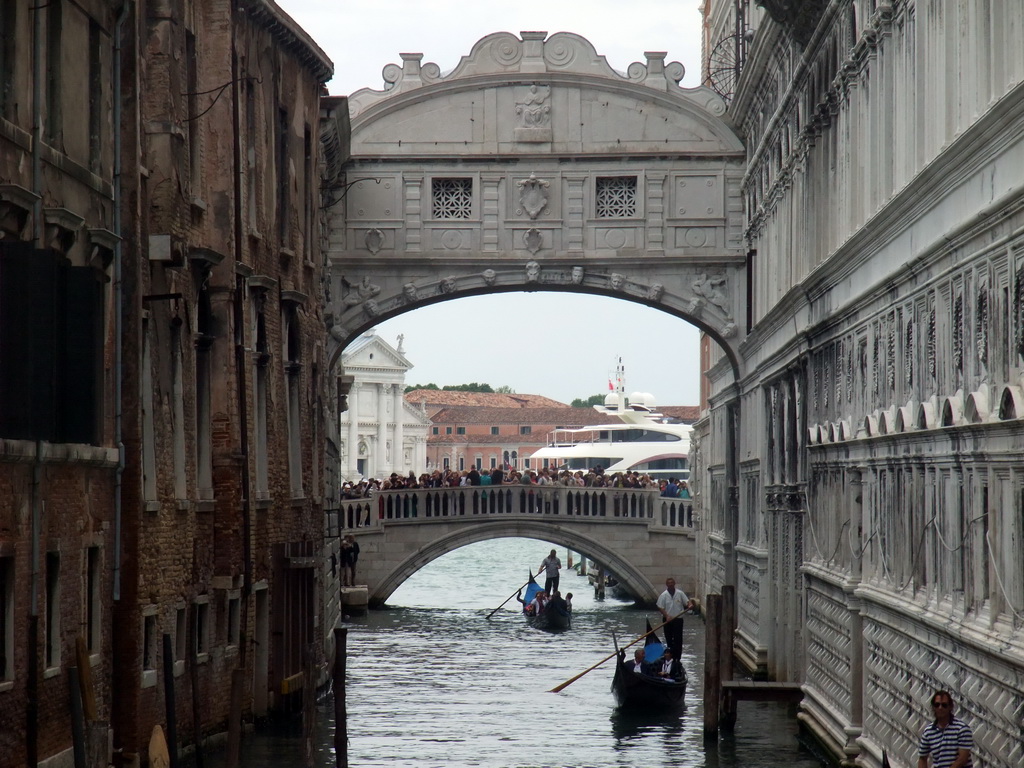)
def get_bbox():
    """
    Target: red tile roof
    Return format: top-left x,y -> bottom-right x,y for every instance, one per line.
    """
404,390 -> 568,410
